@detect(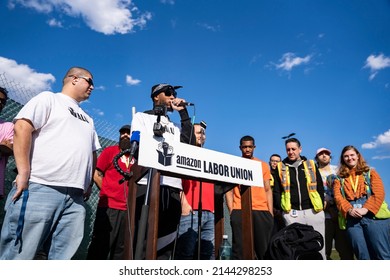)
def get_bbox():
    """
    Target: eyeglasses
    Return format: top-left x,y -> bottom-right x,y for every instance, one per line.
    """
68,75 -> 94,87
